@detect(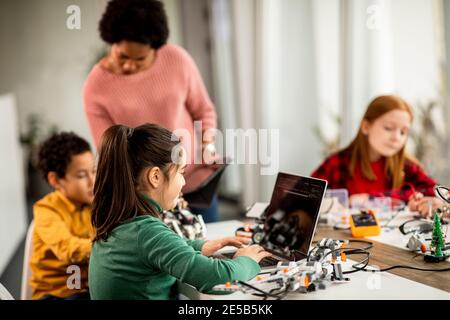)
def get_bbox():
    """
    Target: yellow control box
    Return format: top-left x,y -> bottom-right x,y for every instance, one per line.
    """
350,209 -> 381,237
